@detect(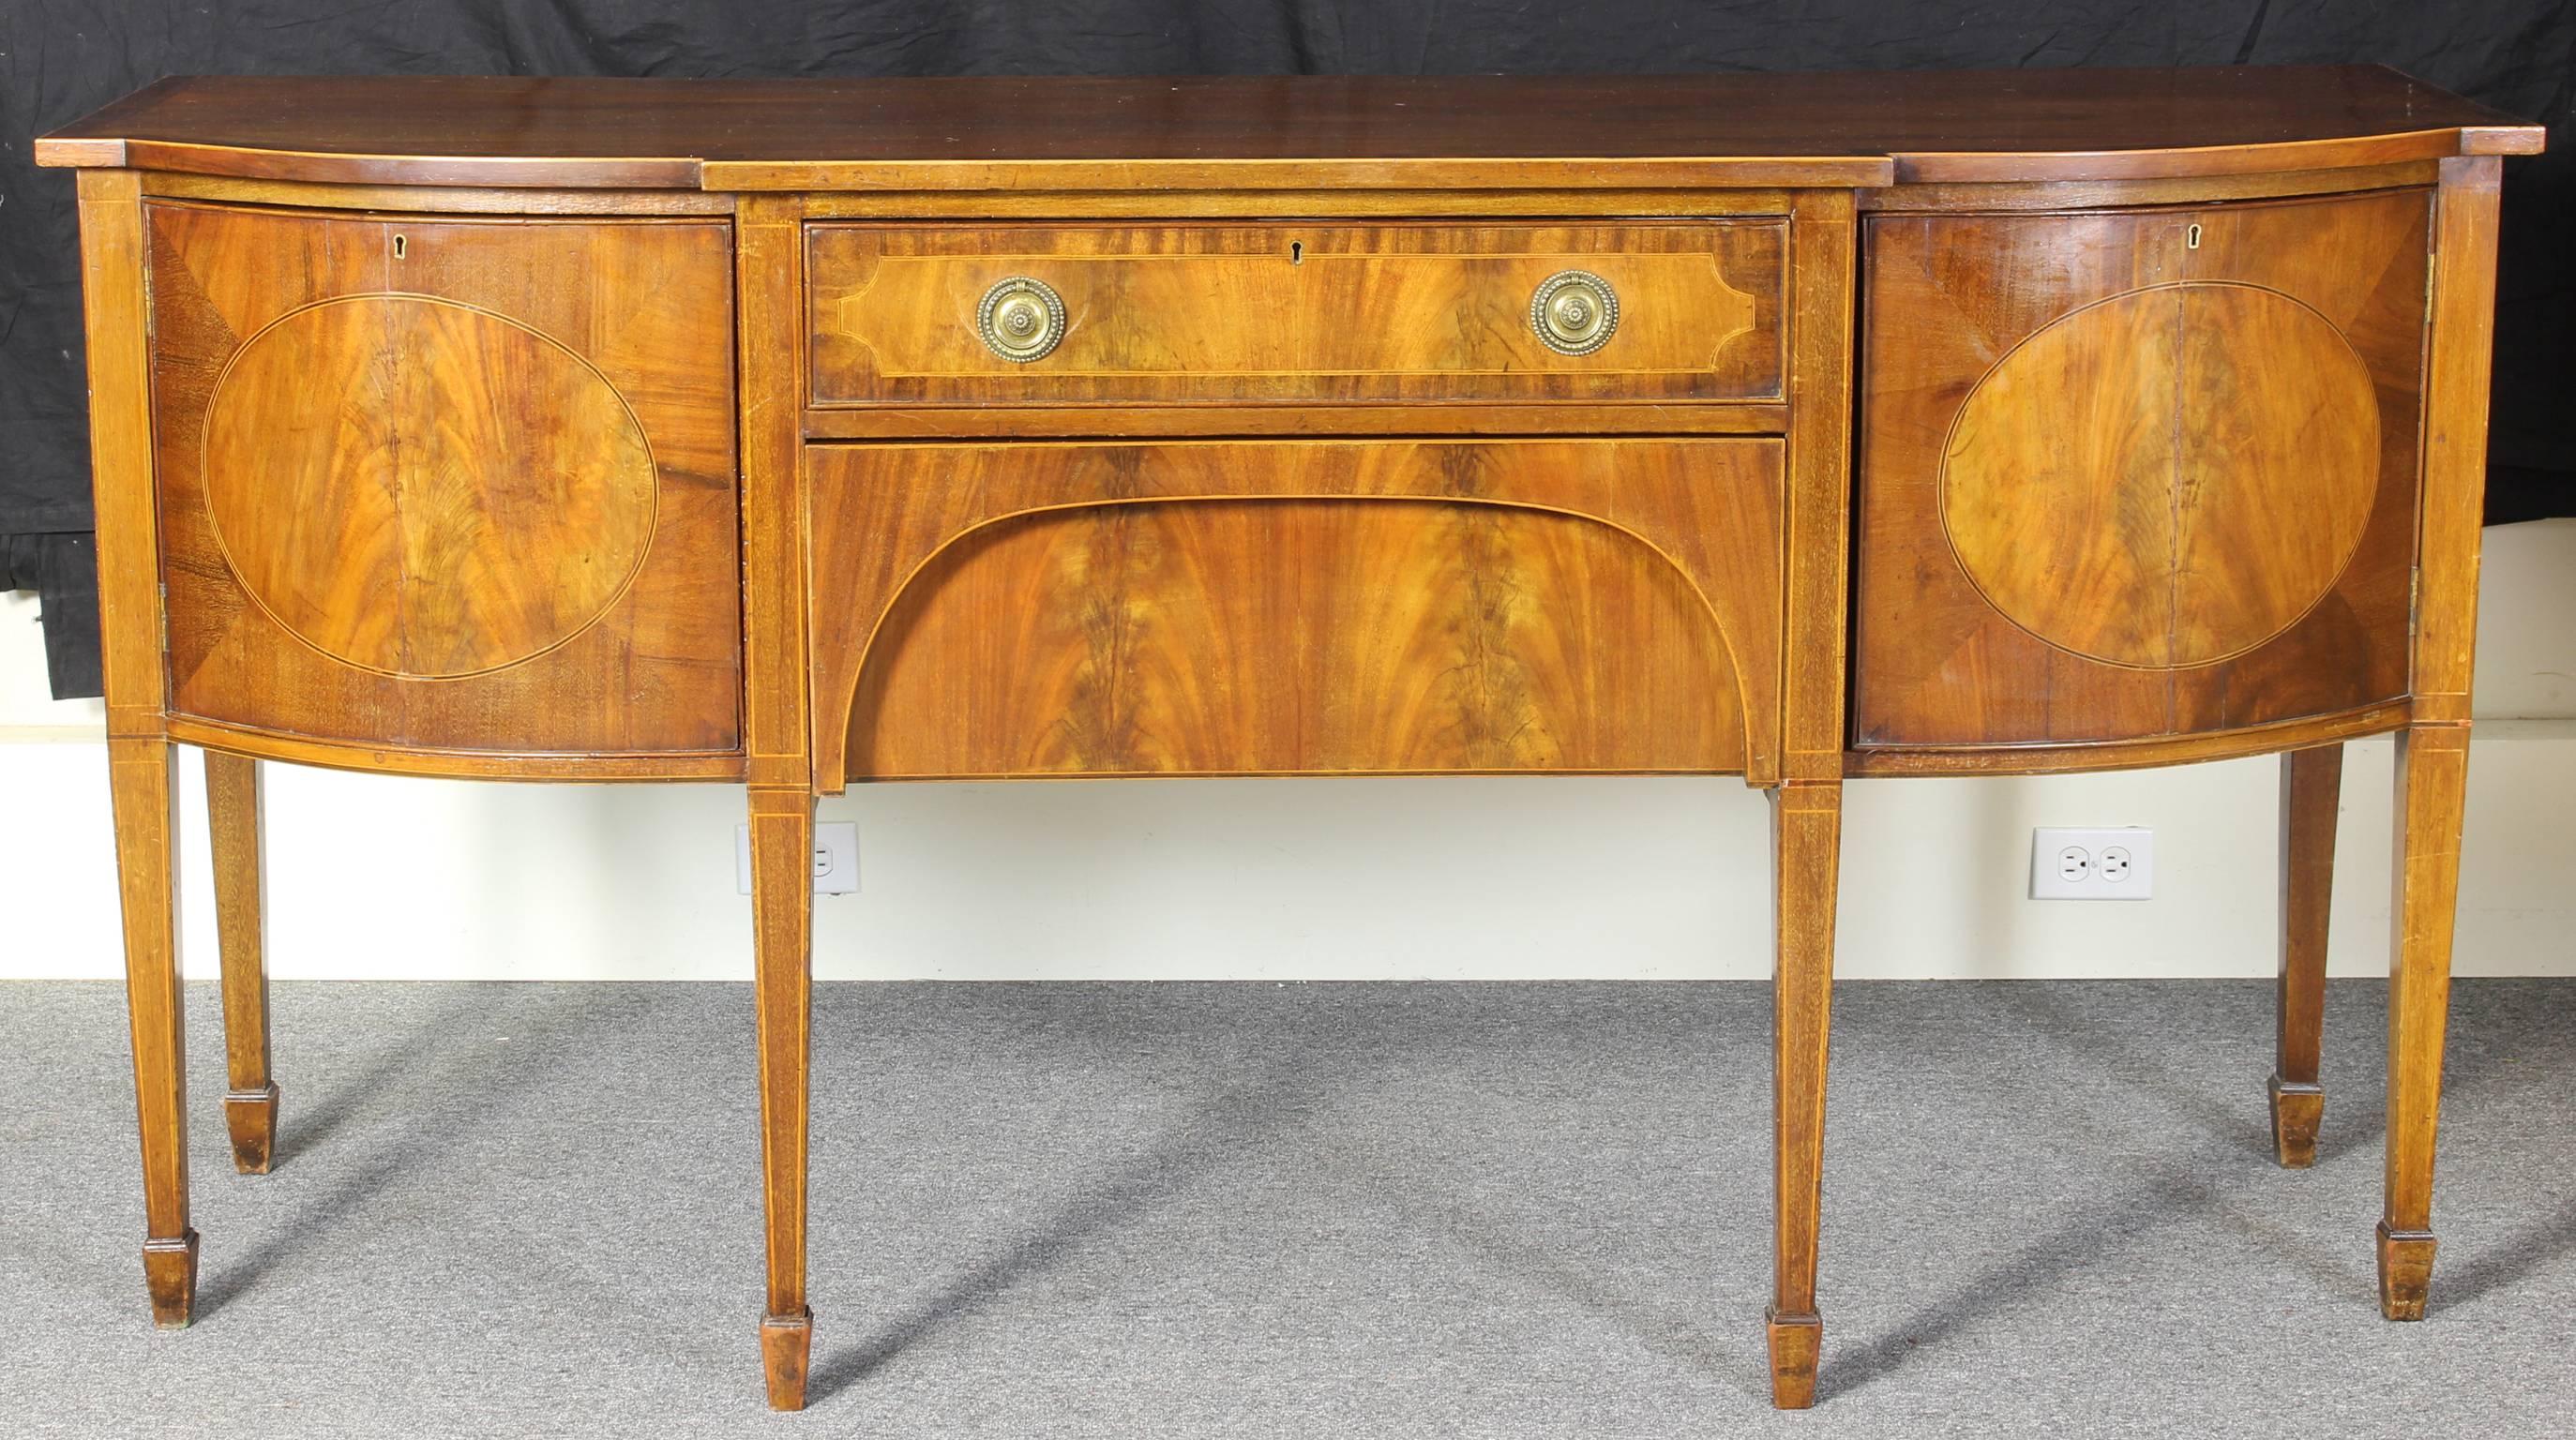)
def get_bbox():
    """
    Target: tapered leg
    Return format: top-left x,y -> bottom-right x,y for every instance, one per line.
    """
1768,781 -> 1842,1409
110,737 -> 196,1327
749,789 -> 816,1409
736,192 -> 820,1407
204,751 -> 279,1175
80,166 -> 194,1328
2270,744 -> 2342,1168
2381,725 -> 2469,1319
